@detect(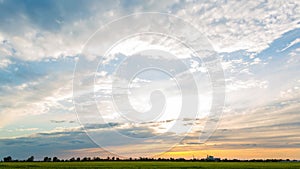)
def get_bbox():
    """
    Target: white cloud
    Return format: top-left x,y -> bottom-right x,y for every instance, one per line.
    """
174,0 -> 300,53
226,78 -> 268,92
0,0 -> 298,64
0,71 -> 74,128
280,38 -> 300,52
15,128 -> 39,132
0,58 -> 11,68
287,48 -> 300,64
250,58 -> 262,65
